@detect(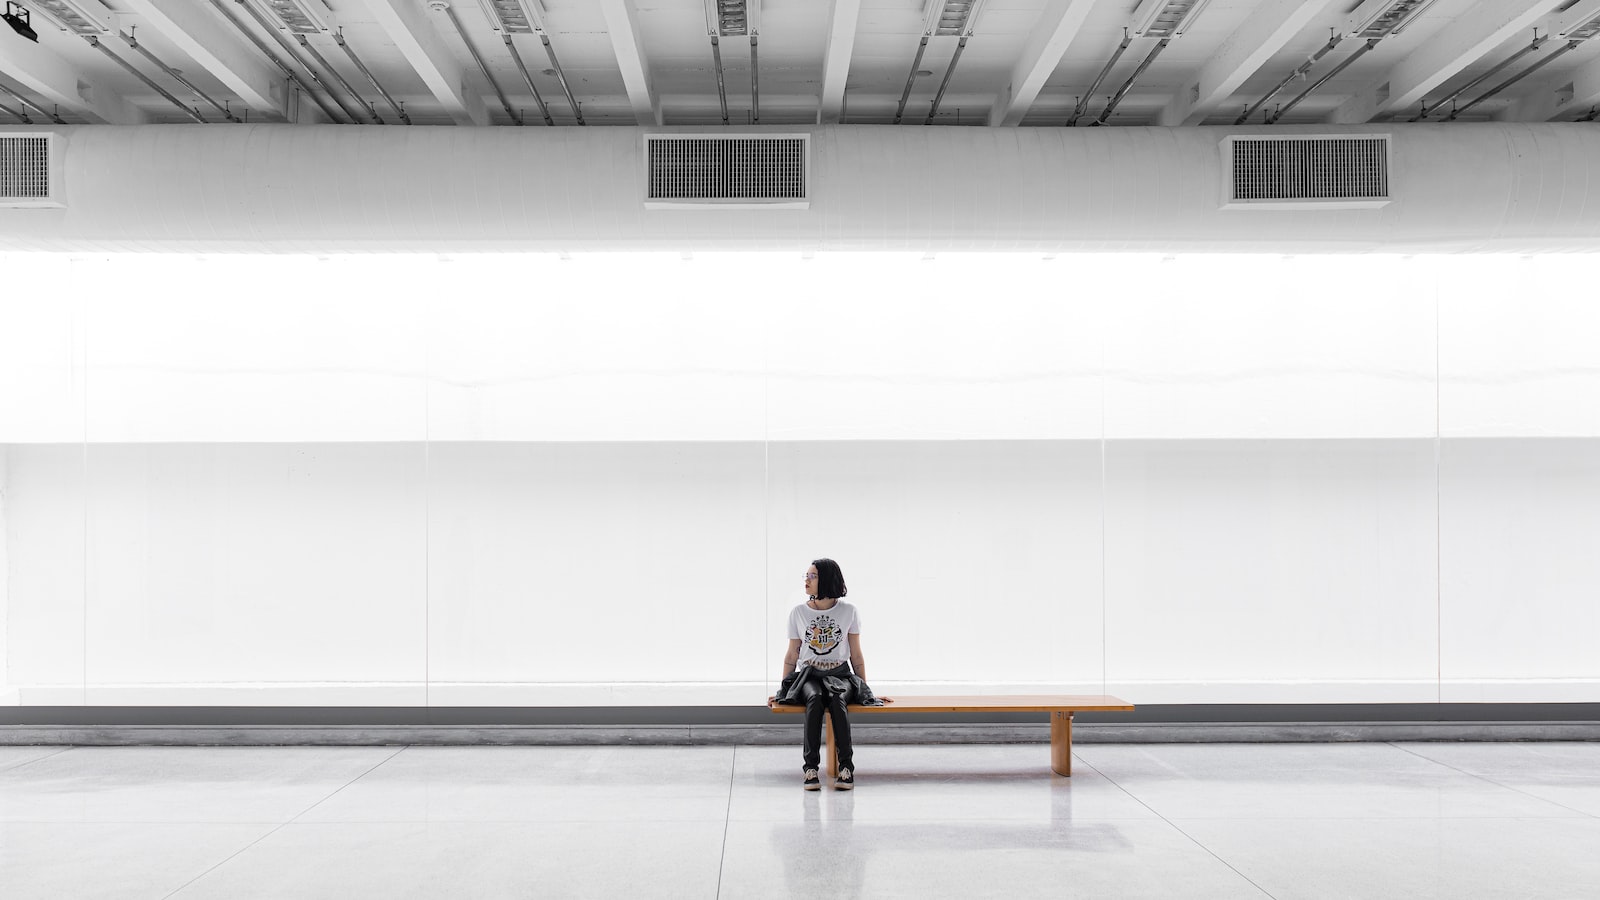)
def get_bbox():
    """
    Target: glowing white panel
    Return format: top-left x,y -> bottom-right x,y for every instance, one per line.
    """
765,441 -> 1105,694
78,256 -> 427,443
3,445 -> 85,703
1438,257 -> 1600,438
426,254 -> 766,442
1439,439 -> 1600,701
79,443 -> 427,700
1104,439 -> 1439,703
0,256 -> 83,443
764,254 -> 1104,441
1102,255 -> 1437,440
425,442 -> 766,695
